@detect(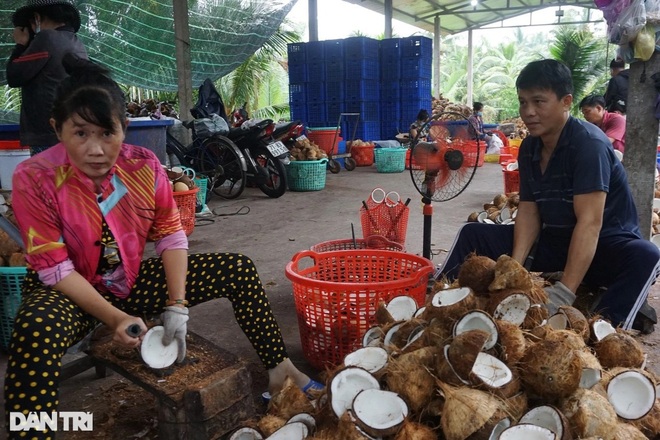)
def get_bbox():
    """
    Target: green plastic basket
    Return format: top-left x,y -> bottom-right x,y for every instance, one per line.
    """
193,176 -> 208,206
286,159 -> 328,191
0,267 -> 26,351
374,148 -> 407,173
